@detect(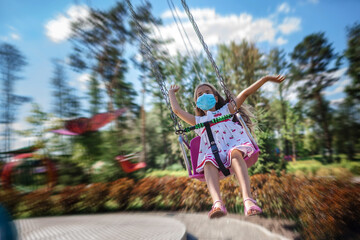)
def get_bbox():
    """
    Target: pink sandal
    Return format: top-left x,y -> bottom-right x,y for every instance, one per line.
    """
243,198 -> 262,216
208,200 -> 227,219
